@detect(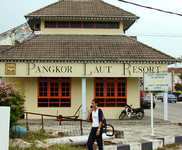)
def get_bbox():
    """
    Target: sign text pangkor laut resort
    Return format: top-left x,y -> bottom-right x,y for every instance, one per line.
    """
0,63 -> 167,77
